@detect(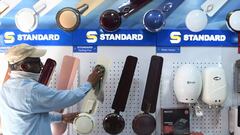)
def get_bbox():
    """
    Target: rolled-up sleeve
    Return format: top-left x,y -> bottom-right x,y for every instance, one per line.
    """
49,112 -> 62,122
29,82 -> 92,113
